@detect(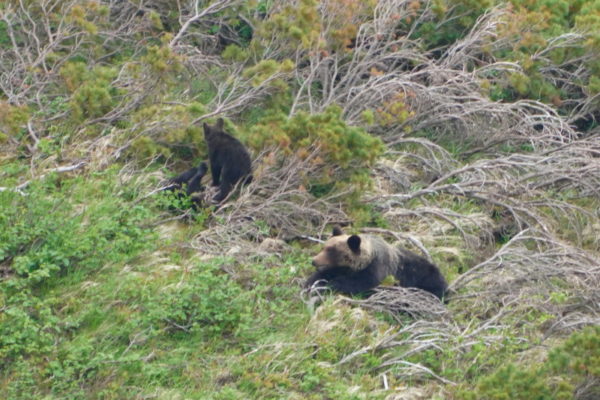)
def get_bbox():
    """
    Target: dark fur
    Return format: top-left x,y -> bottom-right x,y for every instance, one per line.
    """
305,228 -> 448,300
161,162 -> 208,209
163,162 -> 208,195
203,118 -> 252,202
393,249 -> 448,300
